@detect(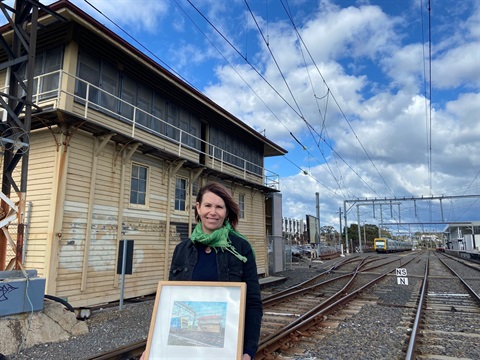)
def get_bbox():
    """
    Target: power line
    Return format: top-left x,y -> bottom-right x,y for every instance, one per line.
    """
278,0 -> 395,197
244,0 -> 305,119
173,0 -> 298,141
84,0 -> 340,200
85,0 -> 395,200
184,0 -> 357,197
427,0 -> 433,196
